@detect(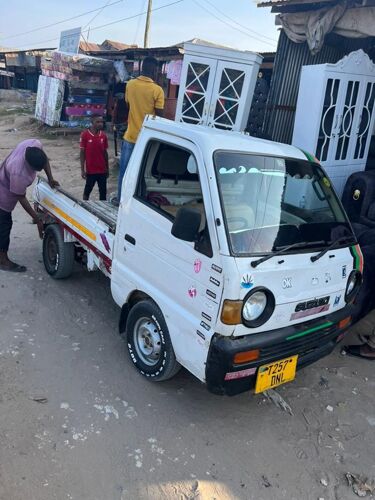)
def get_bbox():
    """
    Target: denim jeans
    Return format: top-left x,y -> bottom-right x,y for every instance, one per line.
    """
118,140 -> 135,200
